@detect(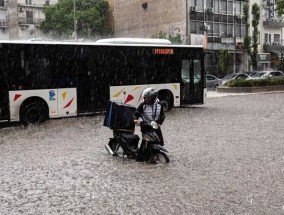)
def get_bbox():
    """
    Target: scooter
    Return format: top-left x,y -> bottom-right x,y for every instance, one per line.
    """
138,120 -> 170,163
105,118 -> 170,164
105,129 -> 140,159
